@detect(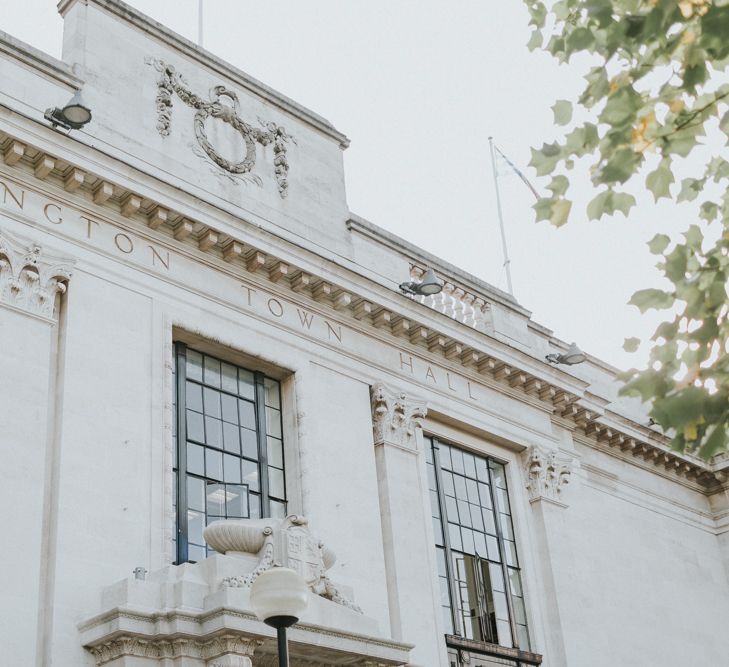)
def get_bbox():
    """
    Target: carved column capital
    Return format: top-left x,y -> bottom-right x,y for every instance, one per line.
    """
0,230 -> 73,320
523,444 -> 573,507
370,382 -> 427,450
